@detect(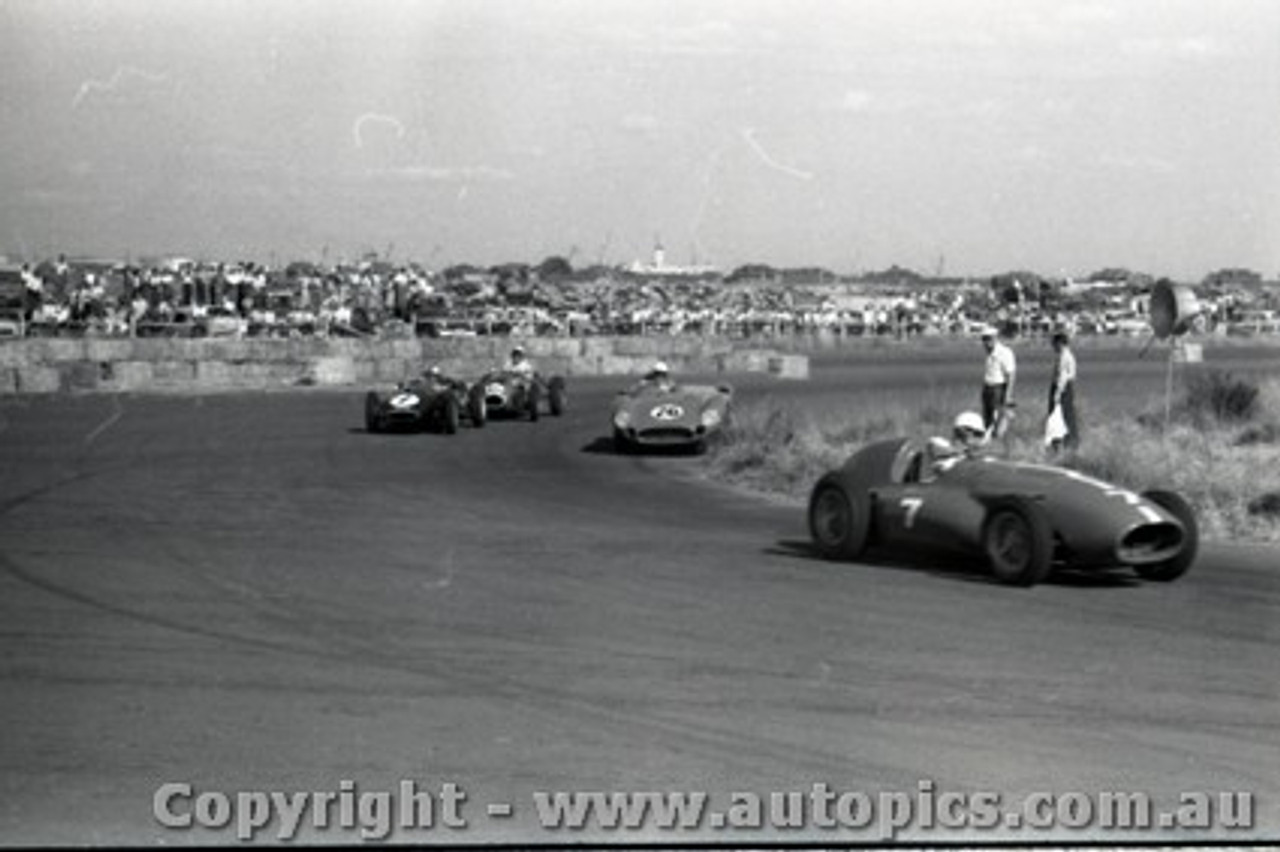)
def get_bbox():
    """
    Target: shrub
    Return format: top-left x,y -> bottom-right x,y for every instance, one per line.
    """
1248,492 -> 1280,518
1181,369 -> 1260,424
1236,422 -> 1280,446
823,412 -> 899,445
